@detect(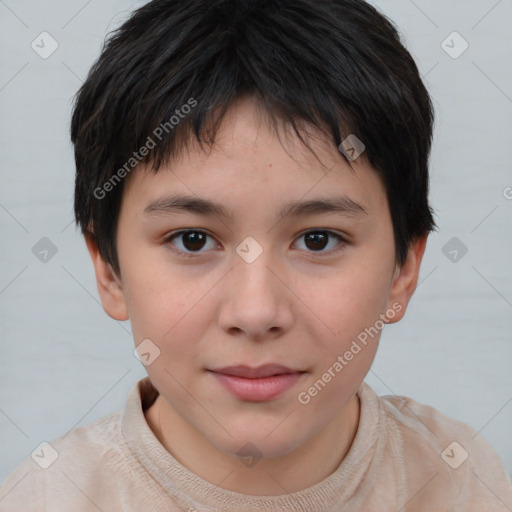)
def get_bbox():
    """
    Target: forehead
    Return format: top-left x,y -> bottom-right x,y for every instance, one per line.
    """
121,96 -> 387,218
